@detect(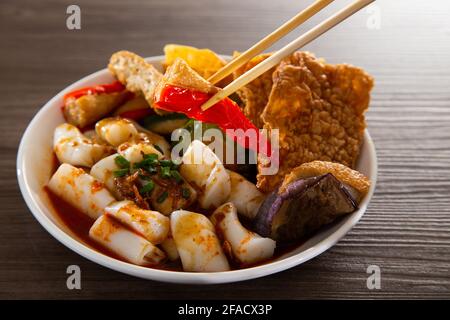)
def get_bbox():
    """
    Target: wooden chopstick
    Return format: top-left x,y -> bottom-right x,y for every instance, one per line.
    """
207,0 -> 334,85
201,0 -> 375,111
